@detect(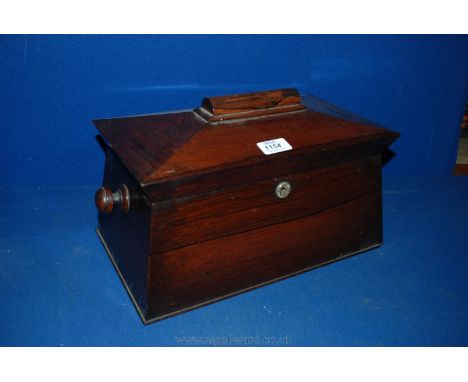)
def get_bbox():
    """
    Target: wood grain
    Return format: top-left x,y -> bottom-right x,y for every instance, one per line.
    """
147,192 -> 381,319
151,156 -> 380,253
